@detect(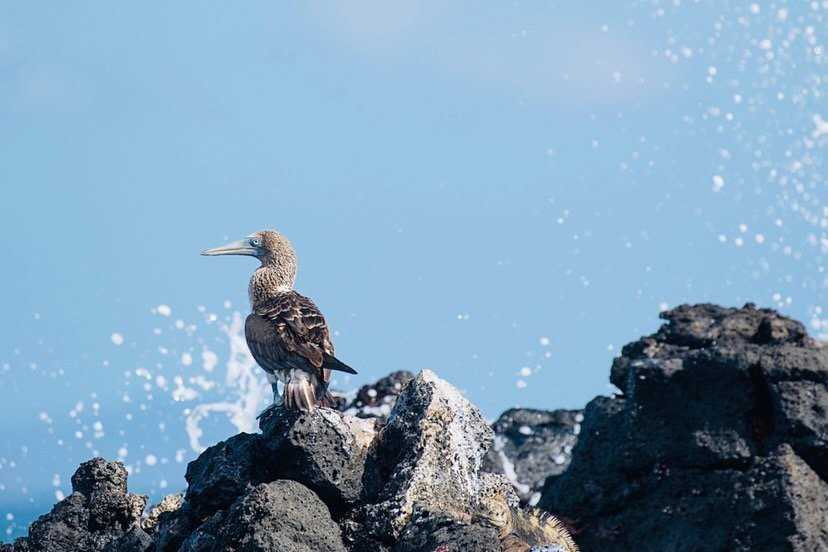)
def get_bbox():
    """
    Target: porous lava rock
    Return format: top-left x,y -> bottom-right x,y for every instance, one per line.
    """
259,406 -> 377,513
539,303 -> 828,551
8,458 -> 147,552
183,432 -> 269,520
179,480 -> 347,552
